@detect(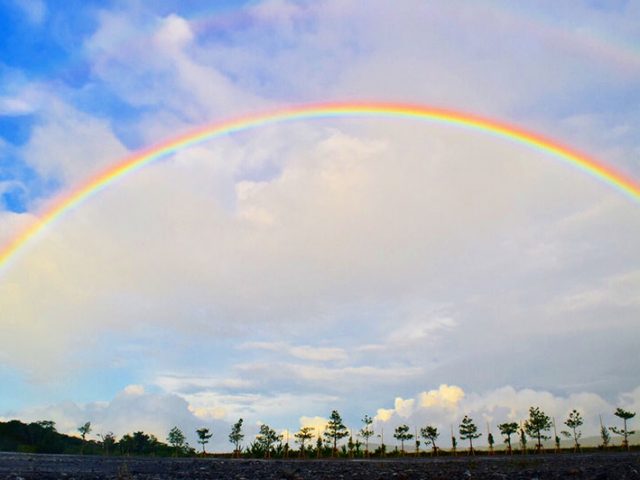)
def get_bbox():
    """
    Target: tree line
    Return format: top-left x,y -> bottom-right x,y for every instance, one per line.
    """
0,407 -> 635,458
